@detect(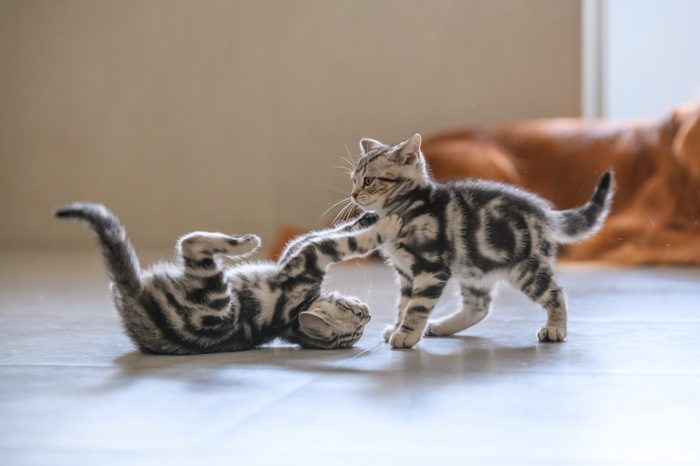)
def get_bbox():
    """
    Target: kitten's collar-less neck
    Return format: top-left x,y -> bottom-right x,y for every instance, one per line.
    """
382,179 -> 433,215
